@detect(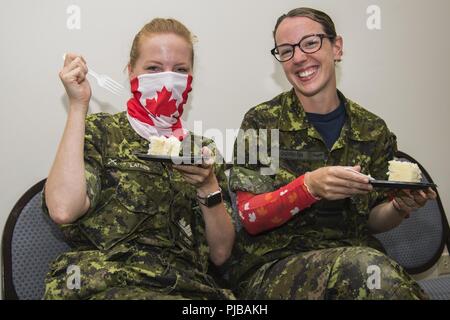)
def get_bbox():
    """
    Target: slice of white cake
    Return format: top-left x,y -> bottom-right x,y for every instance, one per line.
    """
148,136 -> 181,157
387,160 -> 422,182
